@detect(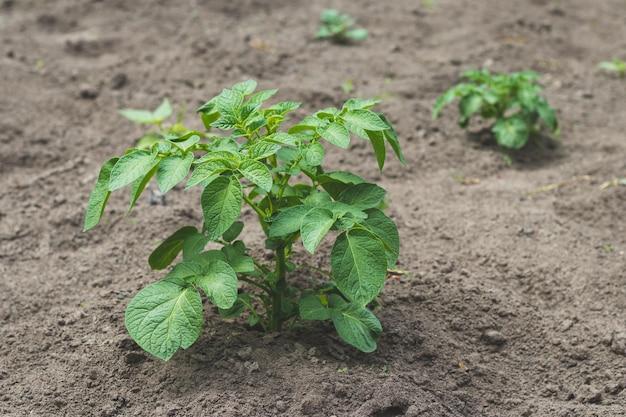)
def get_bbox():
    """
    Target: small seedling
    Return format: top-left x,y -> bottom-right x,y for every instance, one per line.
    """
598,59 -> 626,78
433,69 -> 558,150
84,80 -> 405,360
316,9 -> 368,43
